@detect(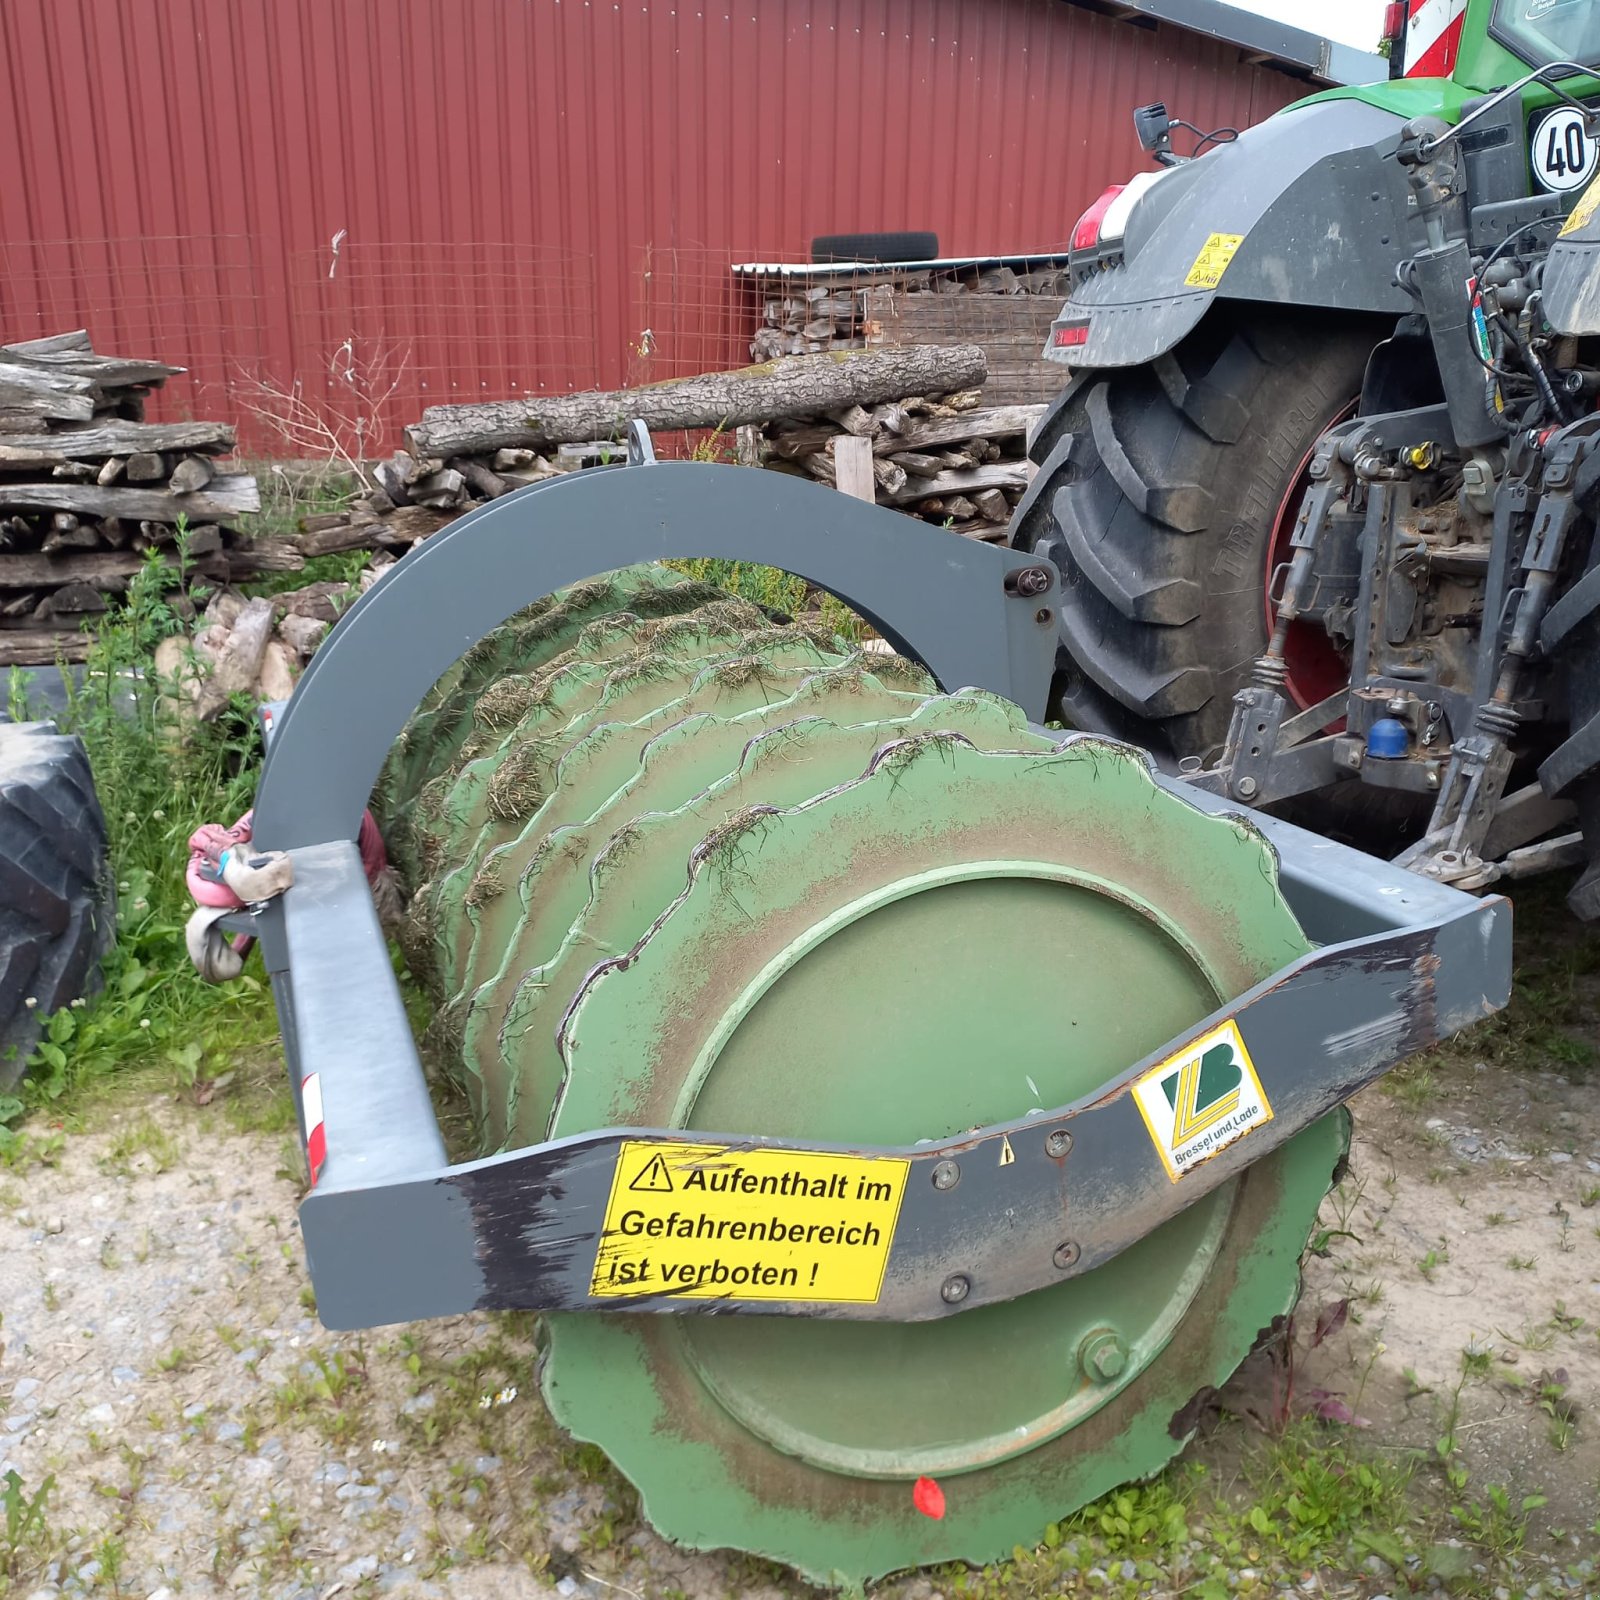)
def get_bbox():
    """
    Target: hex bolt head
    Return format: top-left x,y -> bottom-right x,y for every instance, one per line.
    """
1235,775 -> 1260,800
1078,1329 -> 1129,1384
1045,1129 -> 1073,1158
931,1159 -> 961,1191
940,1274 -> 970,1304
1052,1241 -> 1080,1270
